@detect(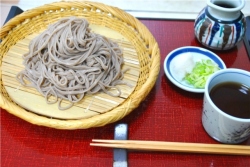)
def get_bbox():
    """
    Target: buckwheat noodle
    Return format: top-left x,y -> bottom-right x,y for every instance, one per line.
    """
16,17 -> 128,110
